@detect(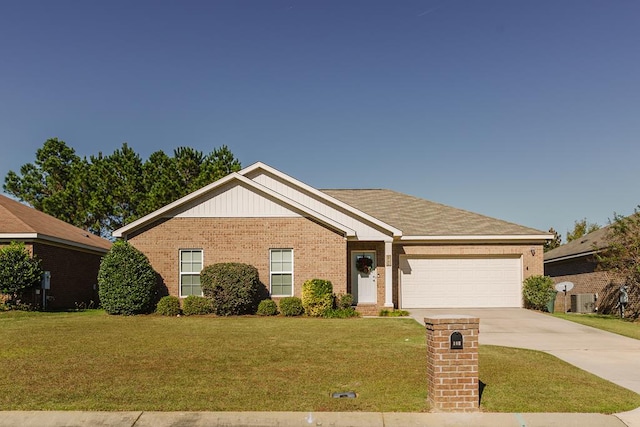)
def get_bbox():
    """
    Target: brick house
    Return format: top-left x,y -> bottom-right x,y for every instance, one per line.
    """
113,162 -> 550,313
544,226 -> 630,313
0,194 -> 112,309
